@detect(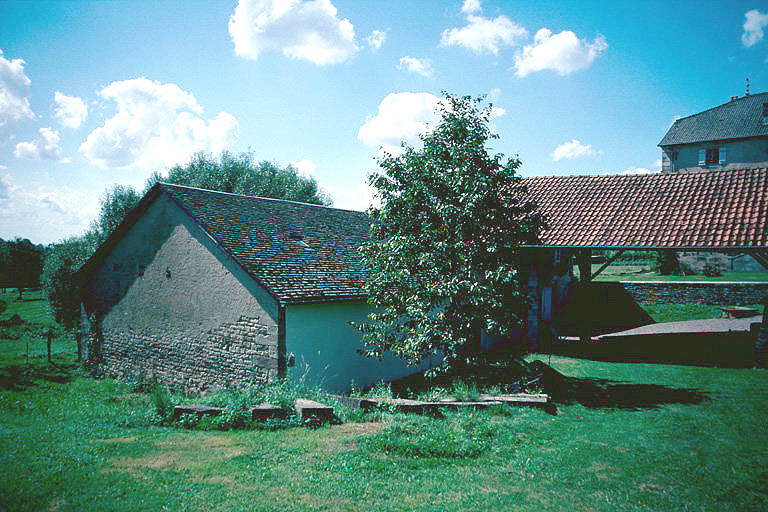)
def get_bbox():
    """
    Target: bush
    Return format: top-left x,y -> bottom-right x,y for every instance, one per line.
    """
703,263 -> 723,277
655,250 -> 680,275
